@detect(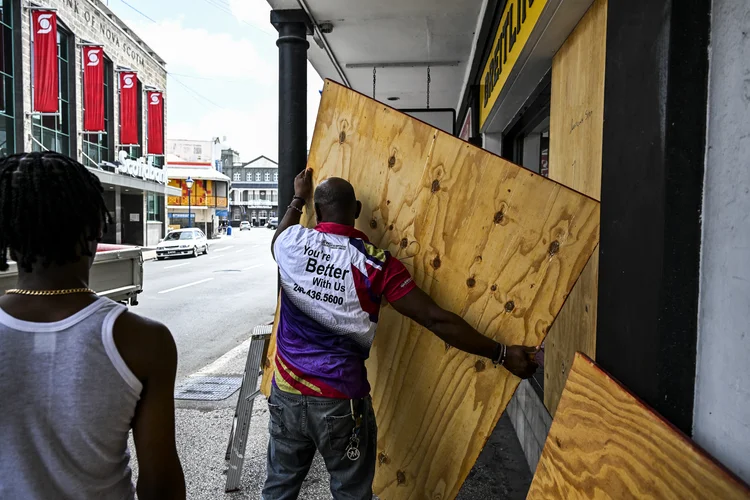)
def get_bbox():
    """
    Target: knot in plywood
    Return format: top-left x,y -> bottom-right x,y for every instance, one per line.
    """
494,211 -> 505,224
549,240 -> 561,256
432,256 -> 442,269
505,301 -> 515,313
370,219 -> 378,229
466,277 -> 476,288
388,155 -> 396,168
475,360 -> 486,372
431,179 -> 441,193
396,470 -> 406,485
400,238 -> 409,249
339,131 -> 346,143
